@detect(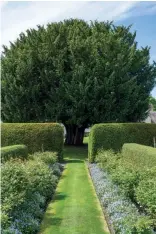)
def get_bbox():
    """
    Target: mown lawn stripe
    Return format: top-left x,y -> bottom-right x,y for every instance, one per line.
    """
39,146 -> 109,234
